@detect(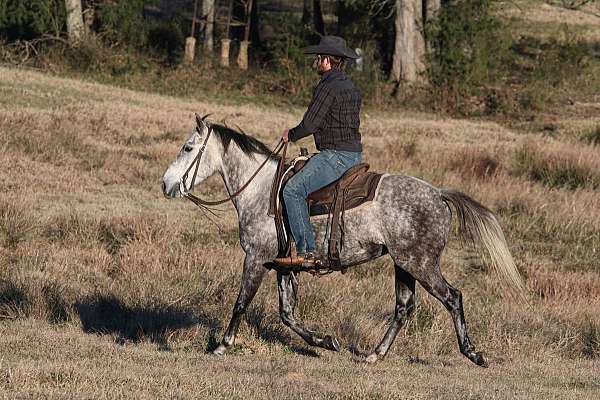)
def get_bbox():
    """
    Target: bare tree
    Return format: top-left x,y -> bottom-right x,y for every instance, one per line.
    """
391,0 -> 426,84
202,0 -> 215,52
313,0 -> 326,35
303,0 -> 313,26
65,0 -> 85,46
